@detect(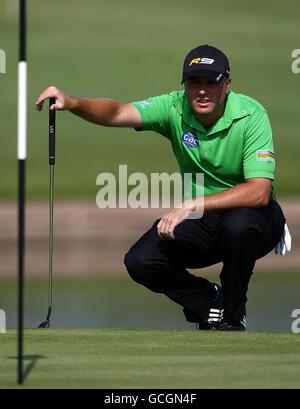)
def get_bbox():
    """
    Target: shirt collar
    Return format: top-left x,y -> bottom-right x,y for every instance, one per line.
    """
174,90 -> 250,135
